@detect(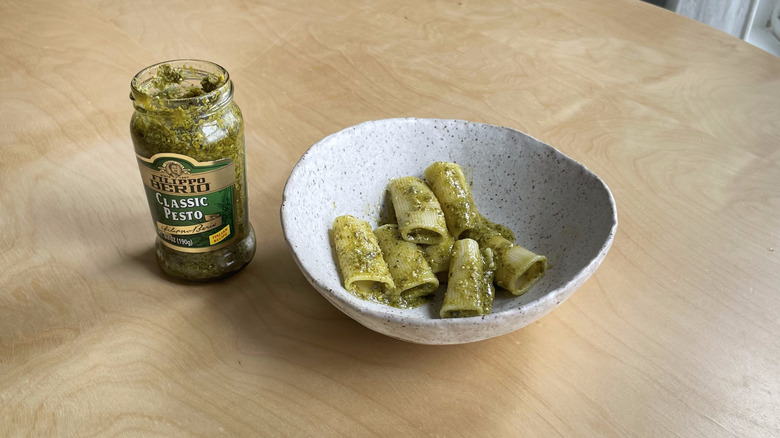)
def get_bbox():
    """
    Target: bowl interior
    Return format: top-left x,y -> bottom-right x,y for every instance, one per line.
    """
281,118 -> 616,343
